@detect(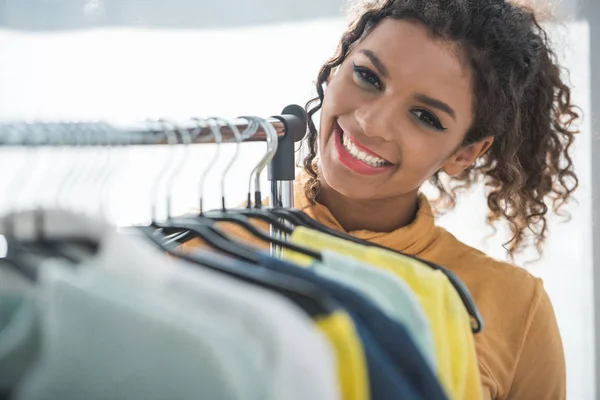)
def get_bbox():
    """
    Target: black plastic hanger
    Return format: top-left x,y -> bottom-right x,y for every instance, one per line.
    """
202,209 -> 322,261
140,226 -> 336,319
0,211 -> 99,282
139,221 -> 260,263
223,192 -> 294,234
1,234 -> 40,282
269,207 -> 321,229
228,206 -> 294,234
